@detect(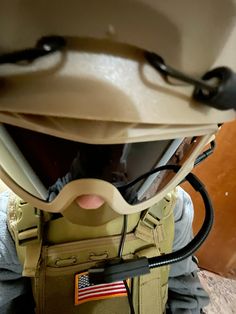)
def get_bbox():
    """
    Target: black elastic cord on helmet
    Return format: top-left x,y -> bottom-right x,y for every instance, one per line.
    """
0,36 -> 66,65
145,51 -> 216,93
2,35 -> 235,110
145,51 -> 236,111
